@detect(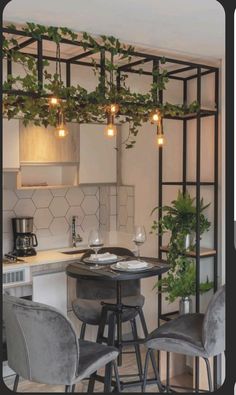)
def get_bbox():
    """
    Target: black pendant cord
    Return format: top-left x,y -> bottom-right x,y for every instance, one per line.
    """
56,43 -> 62,83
